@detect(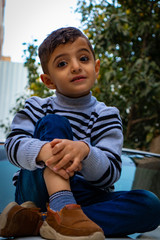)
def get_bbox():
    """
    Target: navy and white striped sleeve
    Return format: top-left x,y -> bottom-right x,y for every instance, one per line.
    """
5,97 -> 48,170
81,106 -> 123,190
